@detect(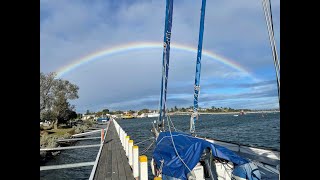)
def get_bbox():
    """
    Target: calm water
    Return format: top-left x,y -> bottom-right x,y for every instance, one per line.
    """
40,112 -> 279,179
